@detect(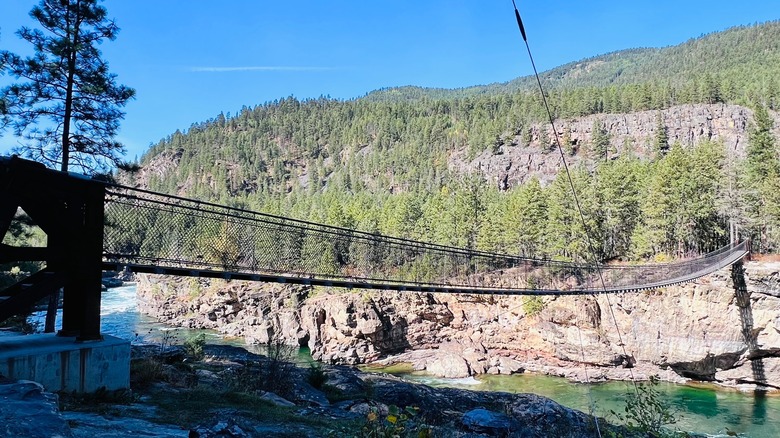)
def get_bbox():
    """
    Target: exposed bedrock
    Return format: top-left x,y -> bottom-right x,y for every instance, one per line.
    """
137,261 -> 780,390
451,103 -> 780,189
